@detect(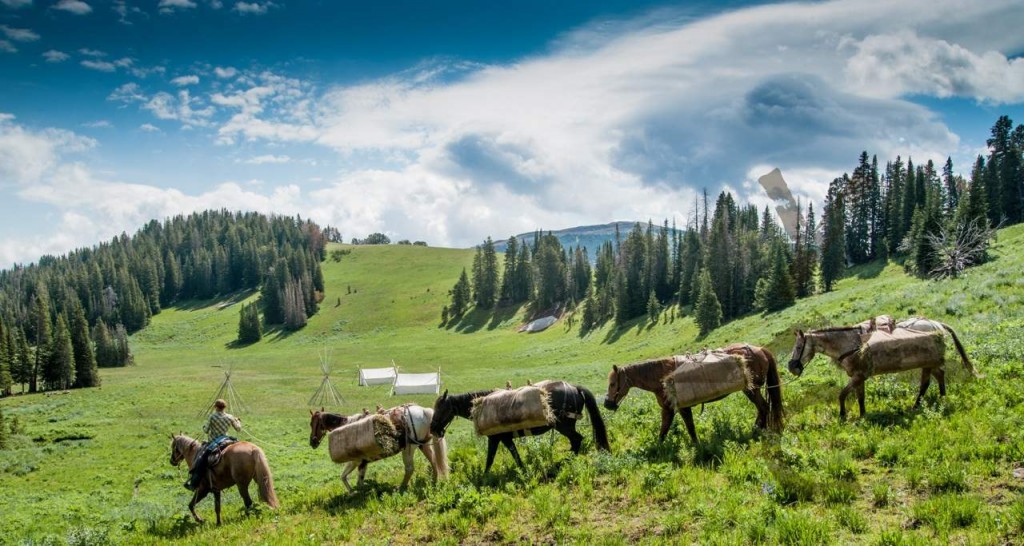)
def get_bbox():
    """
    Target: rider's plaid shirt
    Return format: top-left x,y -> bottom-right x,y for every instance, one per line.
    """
203,411 -> 242,441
